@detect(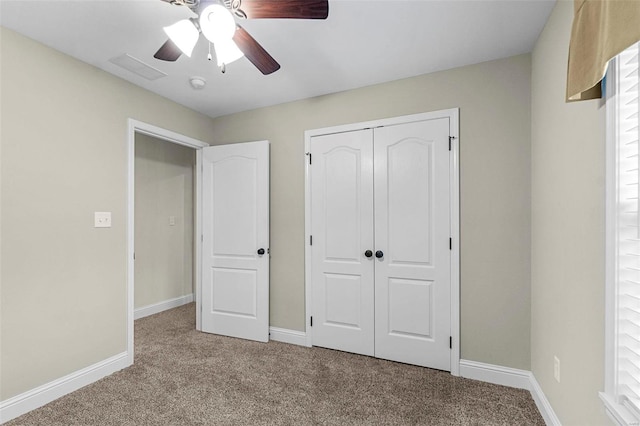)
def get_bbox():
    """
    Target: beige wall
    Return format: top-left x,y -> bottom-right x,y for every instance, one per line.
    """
209,54 -> 533,370
531,1 -> 608,424
1,19 -> 536,403
134,134 -> 195,309
0,27 -> 216,400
